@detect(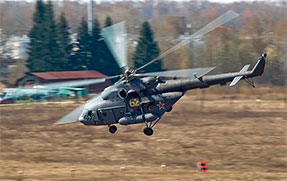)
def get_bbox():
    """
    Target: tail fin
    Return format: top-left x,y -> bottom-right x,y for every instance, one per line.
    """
251,53 -> 267,77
